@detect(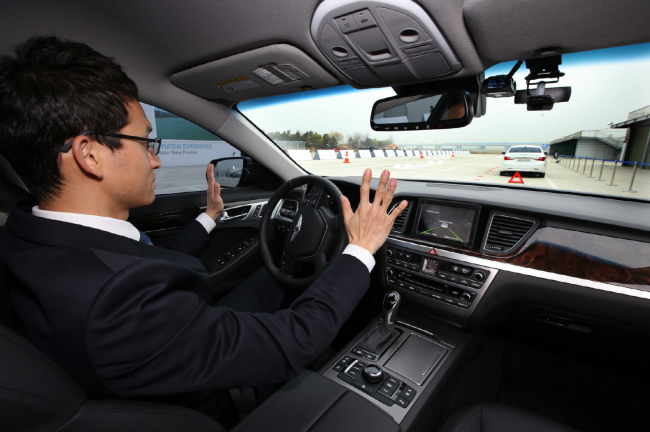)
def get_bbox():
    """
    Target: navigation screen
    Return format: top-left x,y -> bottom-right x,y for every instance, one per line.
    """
414,201 -> 479,247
